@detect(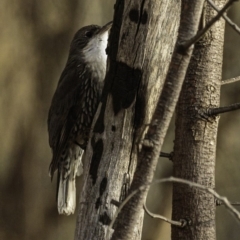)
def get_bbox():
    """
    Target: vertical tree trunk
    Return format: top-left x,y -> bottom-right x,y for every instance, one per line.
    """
74,1 -> 180,239
172,1 -> 226,239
